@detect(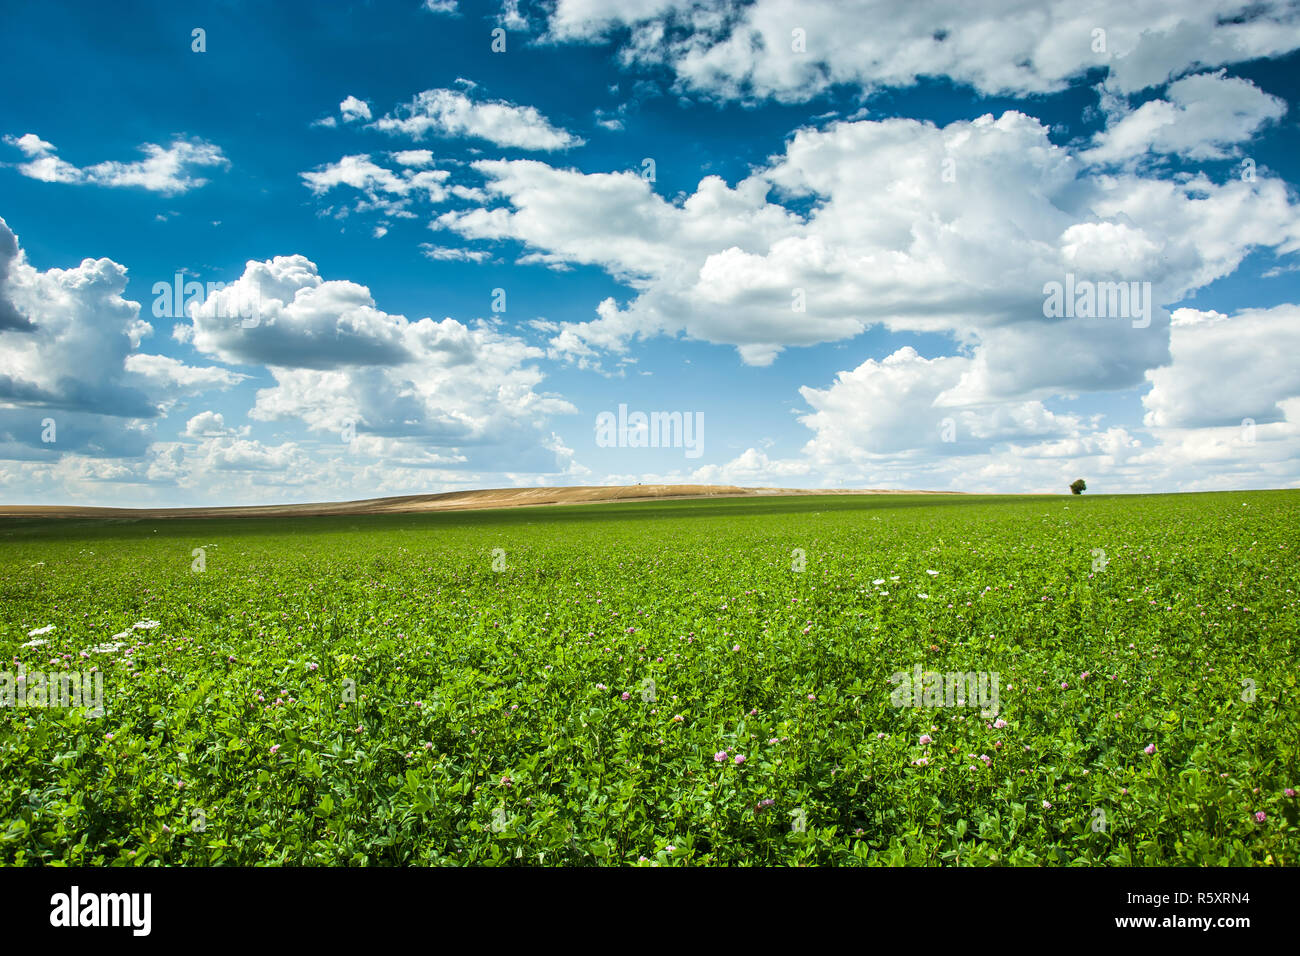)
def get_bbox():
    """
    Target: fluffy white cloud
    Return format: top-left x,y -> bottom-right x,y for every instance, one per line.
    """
123,353 -> 248,393
145,435 -> 320,487
0,218 -> 31,331
1087,72 -> 1287,163
186,255 -> 413,368
543,0 -> 1300,100
688,307 -> 1300,494
184,410 -> 240,438
1143,305 -> 1300,429
3,134 -> 227,194
499,0 -> 529,30
390,149 -> 435,167
373,88 -> 584,150
5,133 -> 54,157
0,228 -> 584,500
438,110 -> 1300,409
301,154 -> 451,216
181,254 -> 576,464
0,218 -> 243,458
797,347 -> 1087,460
339,95 -> 372,122
1124,401 -> 1300,490
0,220 -> 155,421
